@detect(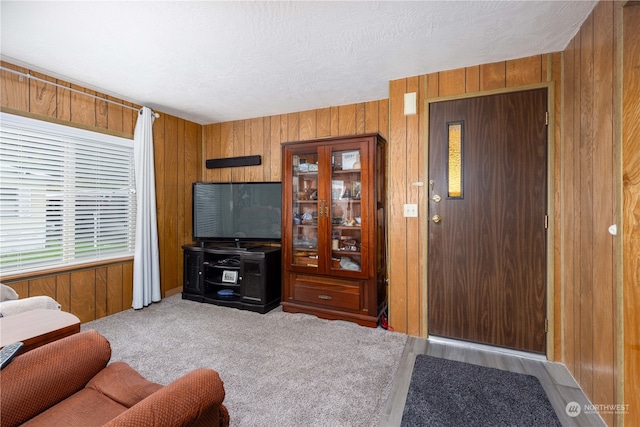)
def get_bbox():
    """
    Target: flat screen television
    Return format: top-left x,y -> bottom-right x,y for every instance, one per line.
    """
192,182 -> 282,245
